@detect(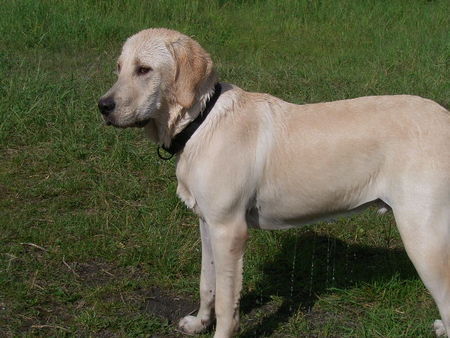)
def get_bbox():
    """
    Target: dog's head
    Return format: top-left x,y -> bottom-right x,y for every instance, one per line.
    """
98,28 -> 216,134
